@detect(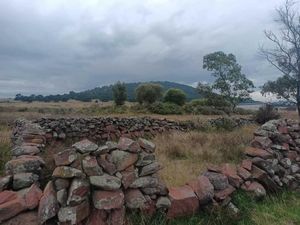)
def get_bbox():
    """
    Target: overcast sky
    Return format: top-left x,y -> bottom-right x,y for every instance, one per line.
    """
0,0 -> 286,100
